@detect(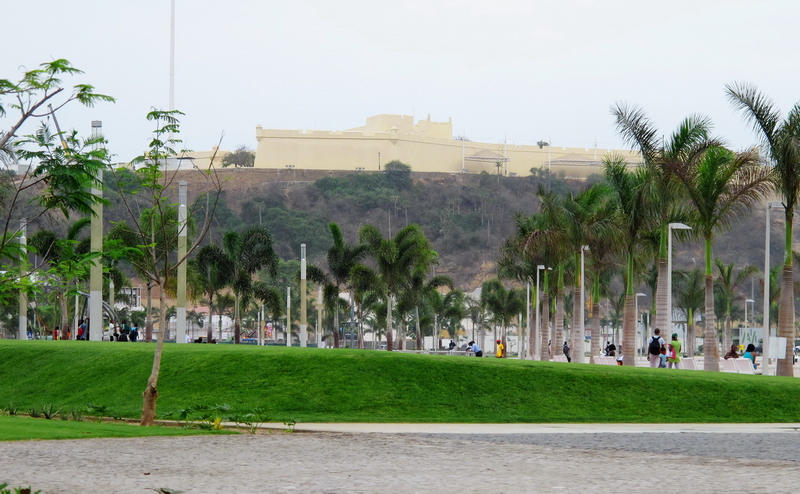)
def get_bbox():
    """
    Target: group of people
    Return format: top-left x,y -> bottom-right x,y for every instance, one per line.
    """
466,339 -> 507,358
724,343 -> 758,369
109,320 -> 139,342
647,328 -> 682,368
